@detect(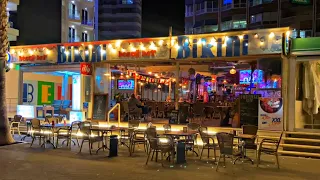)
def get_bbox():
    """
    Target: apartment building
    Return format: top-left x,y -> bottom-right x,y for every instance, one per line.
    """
7,0 -> 19,42
185,0 -> 319,38
98,0 -> 142,40
14,0 -> 97,45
